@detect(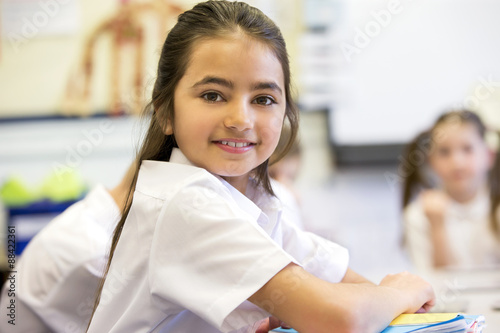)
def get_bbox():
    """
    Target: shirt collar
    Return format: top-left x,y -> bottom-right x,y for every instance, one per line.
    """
449,185 -> 490,218
169,148 -> 282,234
218,176 -> 282,235
170,148 -> 196,166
